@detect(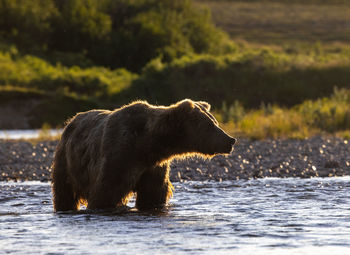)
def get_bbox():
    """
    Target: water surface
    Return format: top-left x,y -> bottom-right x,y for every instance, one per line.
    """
1,178 -> 350,254
0,129 -> 62,140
